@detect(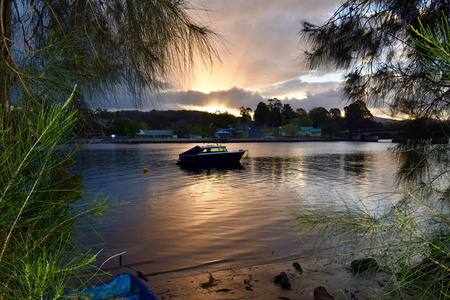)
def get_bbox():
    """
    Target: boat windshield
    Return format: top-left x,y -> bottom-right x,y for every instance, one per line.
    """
201,147 -> 227,153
